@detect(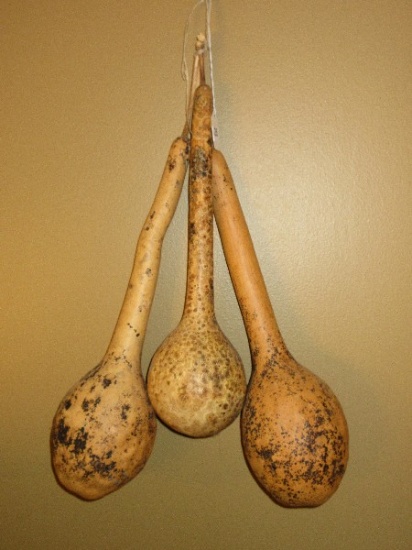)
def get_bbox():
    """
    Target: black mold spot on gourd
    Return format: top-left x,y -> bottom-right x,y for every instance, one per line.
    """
314,415 -> 325,427
192,147 -> 209,179
102,377 -> 112,388
127,322 -> 140,338
326,460 -> 344,487
56,418 -> 71,447
247,404 -> 256,421
64,399 -> 72,410
82,399 -> 89,411
269,461 -> 278,473
322,402 -> 334,419
258,448 -> 274,460
121,404 -> 131,421
125,358 -> 133,369
89,454 -> 117,477
168,157 -> 176,171
73,428 -> 88,454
